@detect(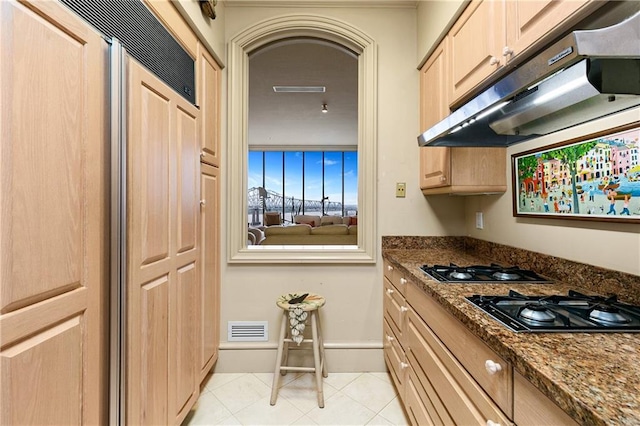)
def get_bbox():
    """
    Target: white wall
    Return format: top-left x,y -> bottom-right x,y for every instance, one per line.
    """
174,0 -> 226,62
416,0 -> 467,64
216,4 -> 465,372
465,108 -> 640,276
178,1 -> 639,375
